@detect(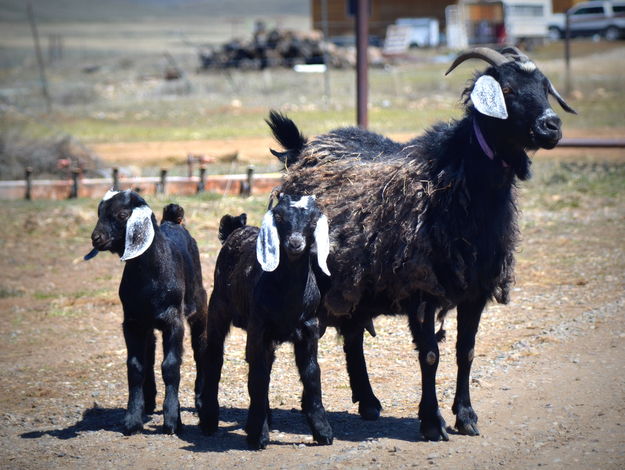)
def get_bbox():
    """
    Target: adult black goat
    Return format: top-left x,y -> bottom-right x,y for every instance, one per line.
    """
266,47 -> 576,441
88,190 -> 208,435
199,194 -> 333,450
